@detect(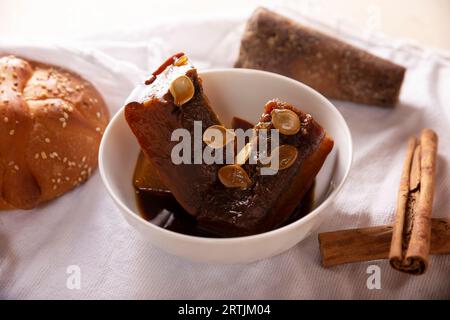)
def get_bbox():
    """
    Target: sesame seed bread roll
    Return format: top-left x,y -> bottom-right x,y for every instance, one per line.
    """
0,55 -> 109,209
235,7 -> 406,107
